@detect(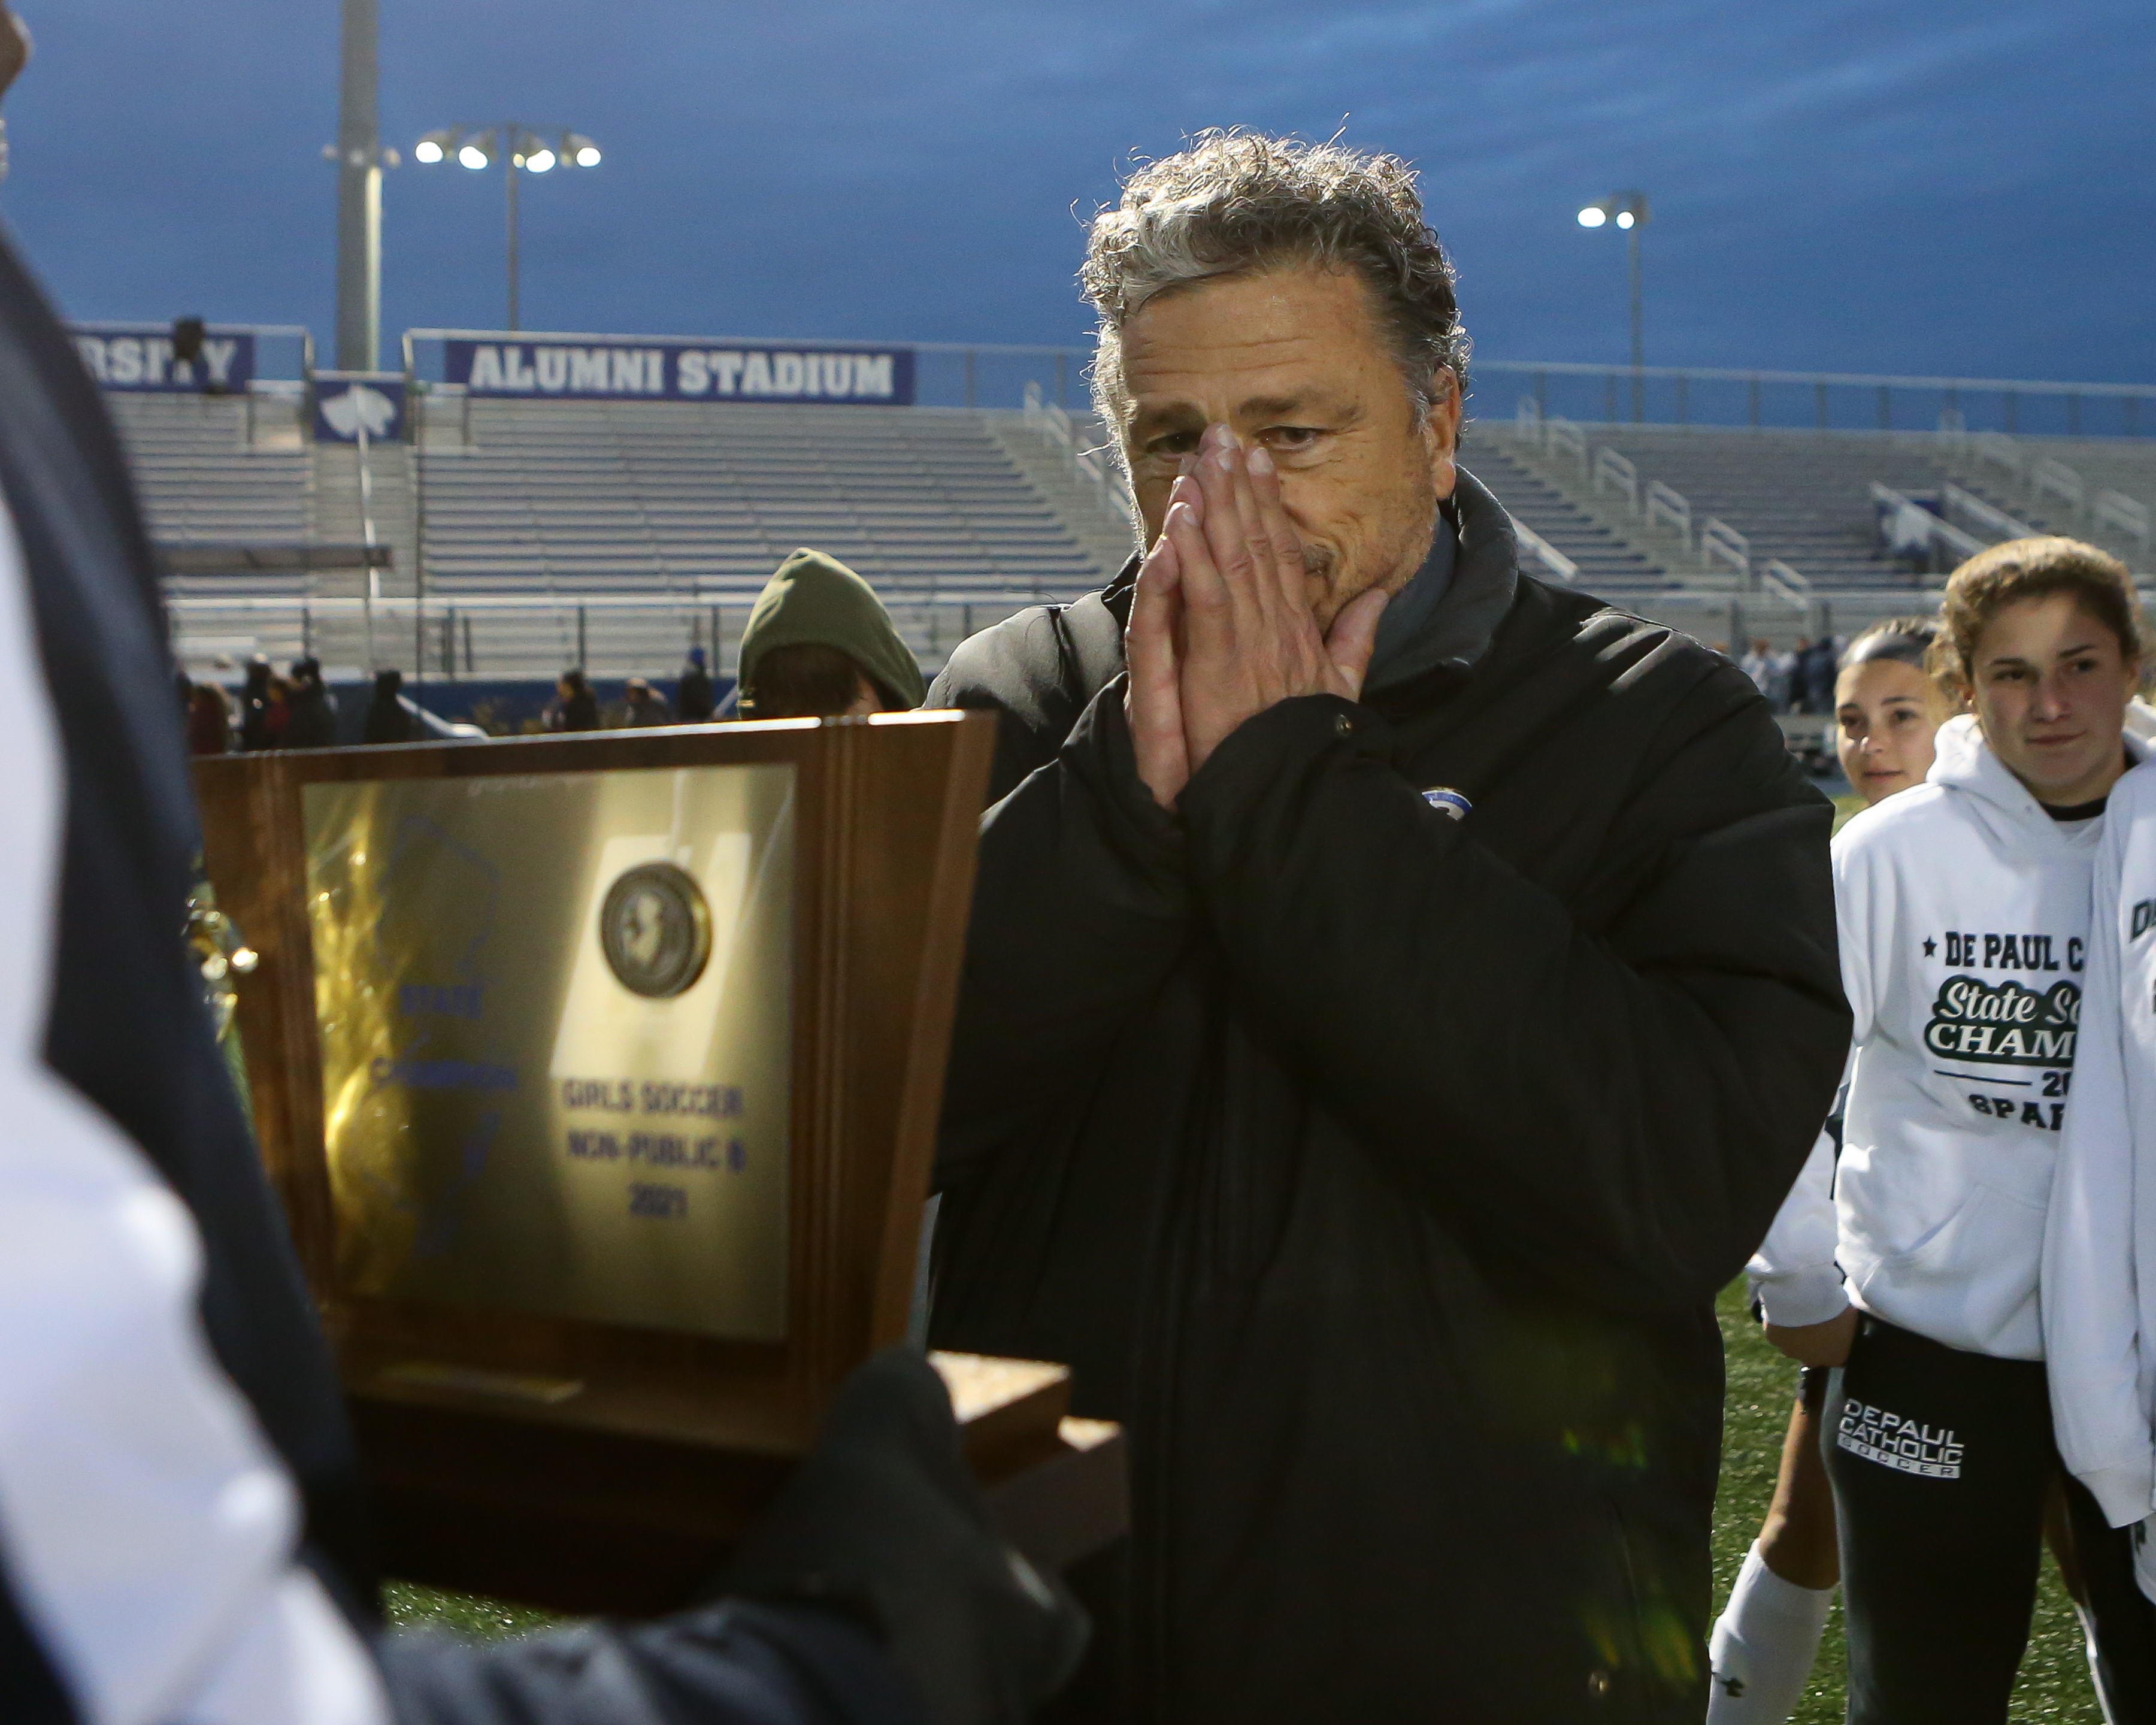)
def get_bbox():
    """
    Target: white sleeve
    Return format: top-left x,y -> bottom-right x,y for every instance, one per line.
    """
0,498 -> 389,1724
2045,810 -> 2154,1528
1830,824 -> 1877,1051
1739,827 -> 1879,1331
1748,1127 -> 1848,1327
